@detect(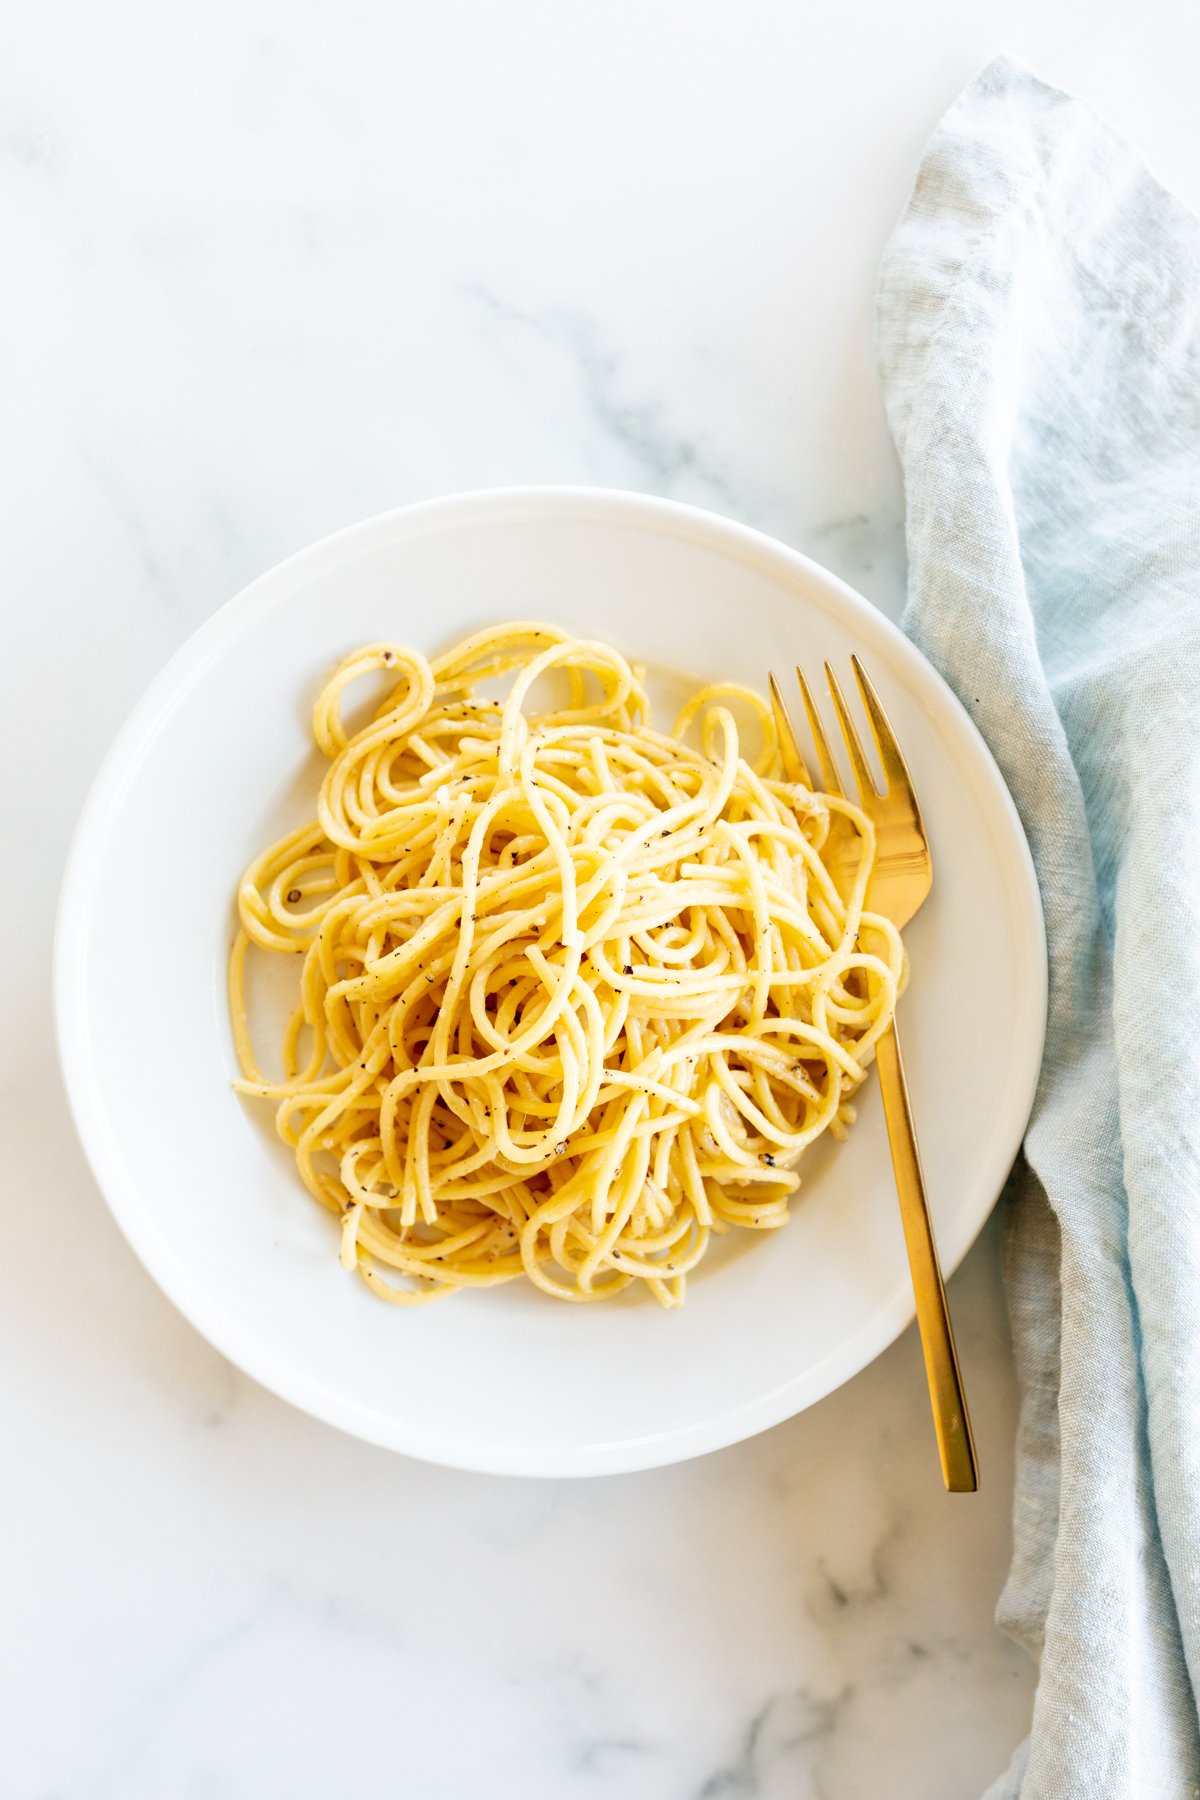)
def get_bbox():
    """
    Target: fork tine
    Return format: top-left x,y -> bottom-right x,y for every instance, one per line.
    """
768,672 -> 812,786
850,655 -> 916,804
796,666 -> 843,797
824,662 -> 880,802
